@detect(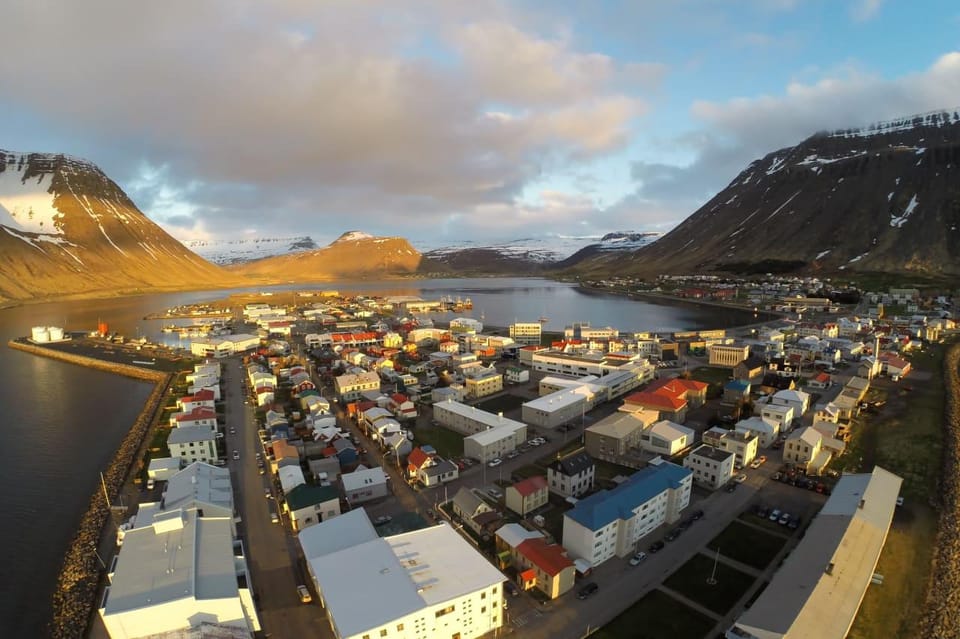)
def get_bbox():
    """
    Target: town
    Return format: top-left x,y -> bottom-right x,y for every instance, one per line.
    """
90,284 -> 955,639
